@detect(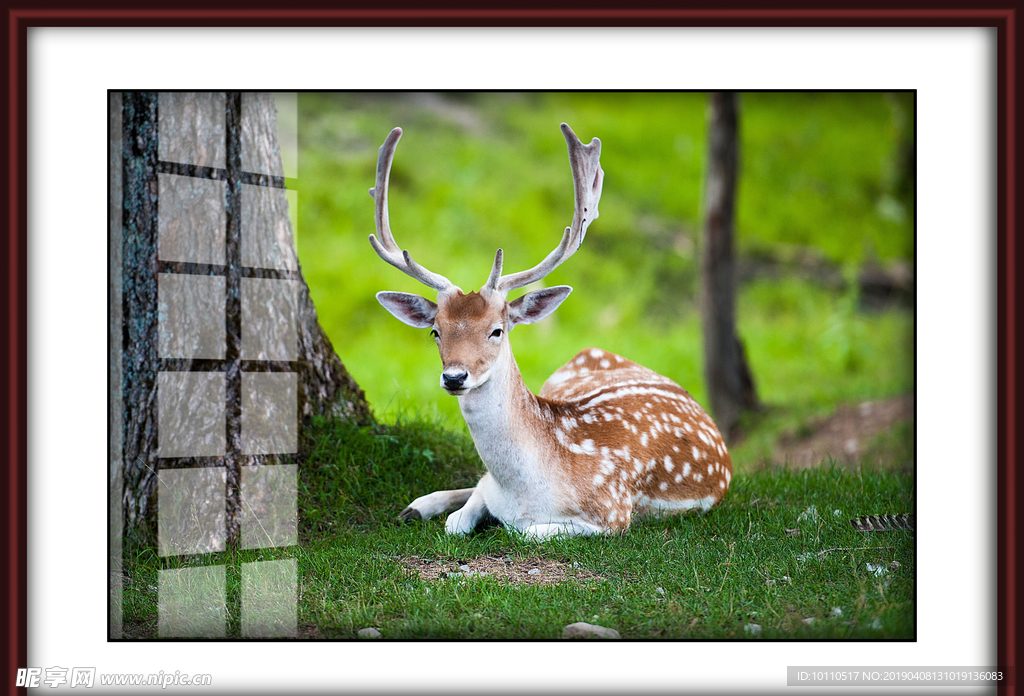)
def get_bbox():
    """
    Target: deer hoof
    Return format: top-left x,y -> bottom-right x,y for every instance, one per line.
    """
398,507 -> 422,523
